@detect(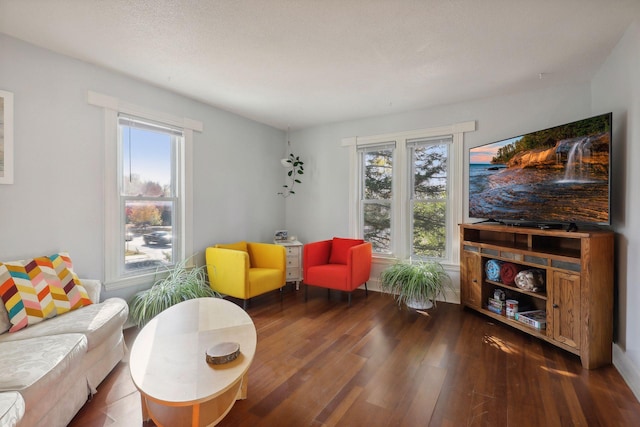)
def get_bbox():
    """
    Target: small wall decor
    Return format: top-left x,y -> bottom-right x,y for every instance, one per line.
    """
0,90 -> 14,184
274,230 -> 288,241
278,153 -> 304,197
